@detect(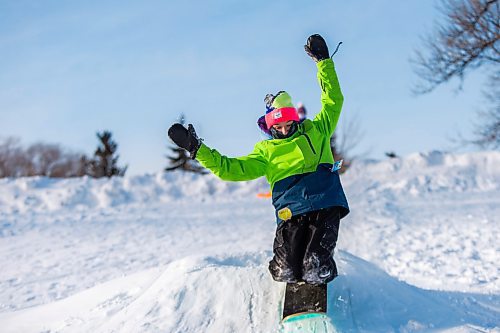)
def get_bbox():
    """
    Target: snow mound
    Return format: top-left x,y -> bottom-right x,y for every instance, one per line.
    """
0,171 -> 269,213
339,151 -> 500,293
1,251 -> 497,333
331,252 -> 499,332
344,150 -> 500,197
